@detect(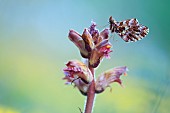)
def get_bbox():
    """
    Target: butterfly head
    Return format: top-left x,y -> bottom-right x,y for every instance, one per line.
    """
109,16 -> 117,33
109,16 -> 116,24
